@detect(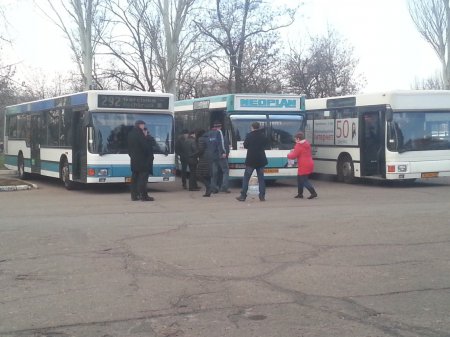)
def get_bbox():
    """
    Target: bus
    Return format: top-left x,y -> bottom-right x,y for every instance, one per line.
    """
305,90 -> 450,183
3,90 -> 175,189
174,94 -> 306,180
